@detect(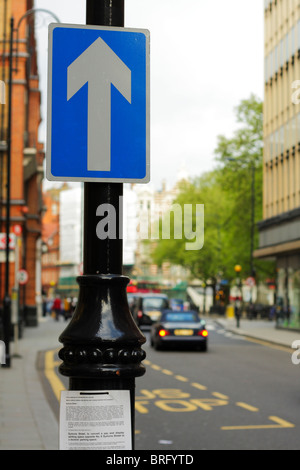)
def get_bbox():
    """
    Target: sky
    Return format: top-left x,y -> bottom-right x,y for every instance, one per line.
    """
34,0 -> 264,190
